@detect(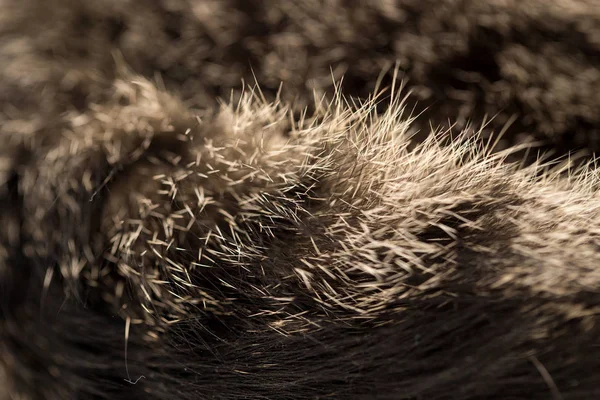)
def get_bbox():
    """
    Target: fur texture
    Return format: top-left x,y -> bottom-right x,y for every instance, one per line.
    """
3,73 -> 600,399
1,0 -> 600,154
2,1 -> 600,399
